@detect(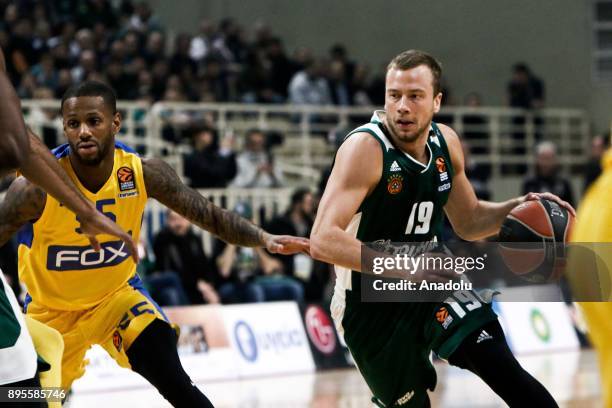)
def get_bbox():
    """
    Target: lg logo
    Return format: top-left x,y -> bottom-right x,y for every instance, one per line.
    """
304,305 -> 336,354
